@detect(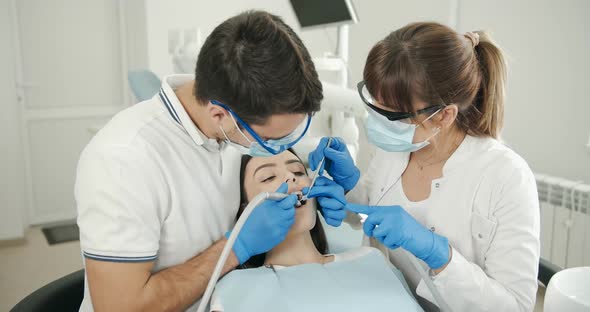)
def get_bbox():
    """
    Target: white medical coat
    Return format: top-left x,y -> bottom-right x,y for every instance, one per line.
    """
346,135 -> 540,312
